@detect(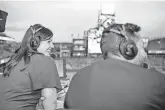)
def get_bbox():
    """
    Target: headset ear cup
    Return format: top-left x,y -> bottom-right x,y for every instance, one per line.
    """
30,37 -> 40,49
119,39 -> 138,60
